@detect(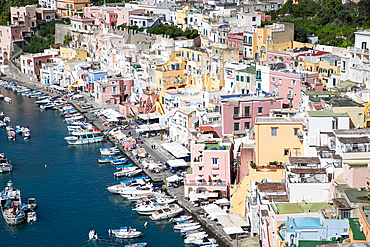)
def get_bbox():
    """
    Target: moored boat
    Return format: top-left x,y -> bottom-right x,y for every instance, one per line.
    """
27,211 -> 37,222
64,129 -> 104,145
22,127 -> 31,140
88,230 -> 98,240
0,153 -> 12,173
109,227 -> 143,239
125,243 -> 147,247
149,204 -> 183,221
0,181 -> 26,225
98,155 -> 123,164
4,97 -> 11,103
